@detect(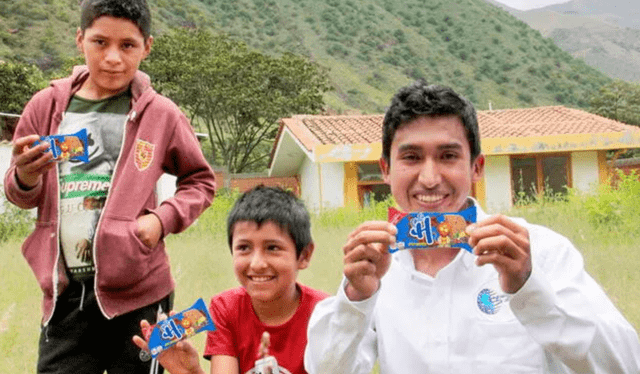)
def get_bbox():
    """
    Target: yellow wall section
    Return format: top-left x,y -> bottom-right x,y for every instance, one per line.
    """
597,150 -> 609,184
482,132 -> 640,156
315,143 -> 382,163
474,176 -> 486,211
344,162 -> 360,209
